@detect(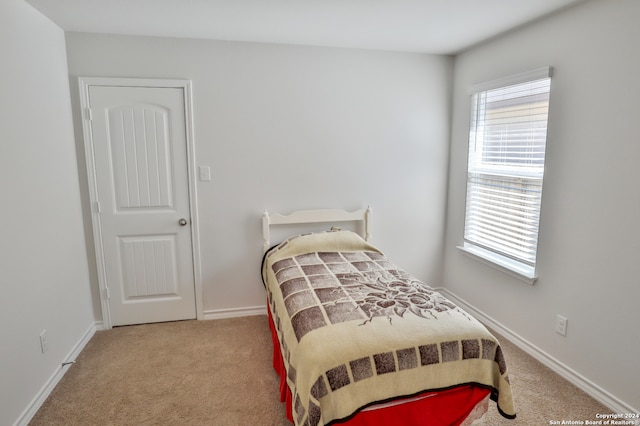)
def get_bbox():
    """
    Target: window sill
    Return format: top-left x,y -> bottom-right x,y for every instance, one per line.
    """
457,244 -> 538,285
